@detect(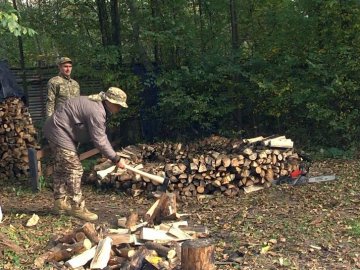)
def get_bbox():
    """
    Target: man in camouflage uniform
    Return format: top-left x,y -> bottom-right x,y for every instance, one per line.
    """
43,87 -> 128,221
46,57 -> 80,117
